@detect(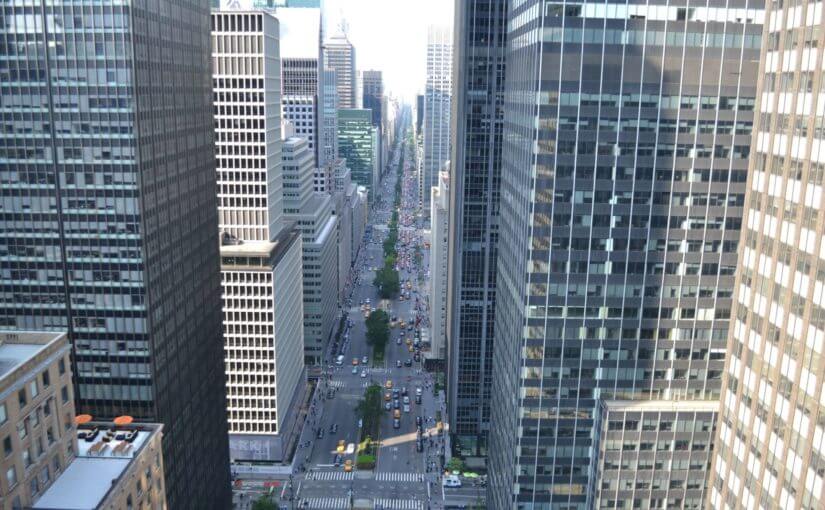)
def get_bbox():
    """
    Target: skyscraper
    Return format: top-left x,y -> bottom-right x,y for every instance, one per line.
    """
487,2 -> 763,508
422,25 -> 452,216
707,3 -> 825,509
0,1 -> 231,507
282,136 -> 339,365
212,9 -> 306,467
319,67 -> 340,169
323,32 -> 357,108
338,109 -> 378,197
278,7 -> 323,166
362,70 -> 384,128
445,0 -> 508,451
